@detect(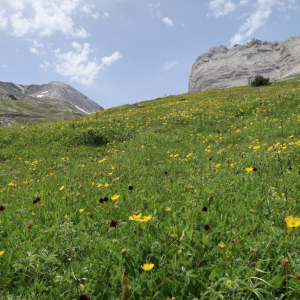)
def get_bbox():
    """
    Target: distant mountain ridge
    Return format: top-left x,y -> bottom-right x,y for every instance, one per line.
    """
189,34 -> 300,93
0,80 -> 104,127
0,80 -> 103,114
